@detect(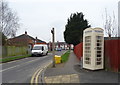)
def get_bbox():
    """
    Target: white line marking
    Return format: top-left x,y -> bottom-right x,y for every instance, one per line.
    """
24,58 -> 40,64
0,65 -> 20,72
0,58 -> 40,72
1,54 -> 50,65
